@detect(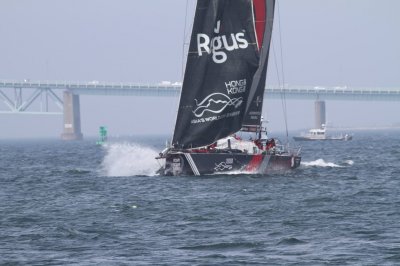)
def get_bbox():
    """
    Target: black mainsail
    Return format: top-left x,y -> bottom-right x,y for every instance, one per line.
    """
172,0 -> 275,149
